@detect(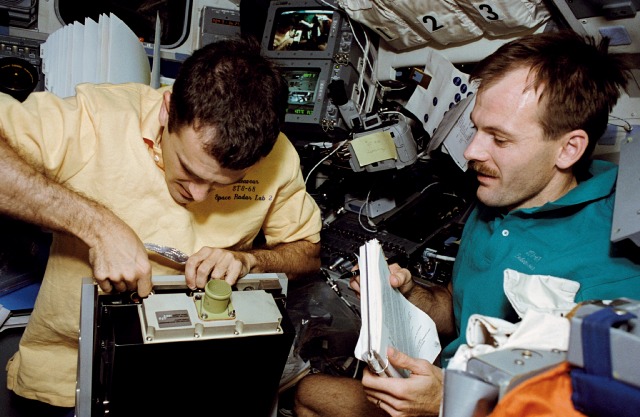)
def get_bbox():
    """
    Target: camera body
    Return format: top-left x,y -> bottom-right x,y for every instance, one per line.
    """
348,119 -> 418,173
